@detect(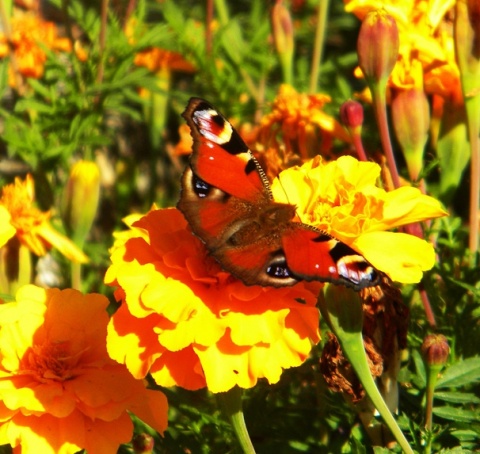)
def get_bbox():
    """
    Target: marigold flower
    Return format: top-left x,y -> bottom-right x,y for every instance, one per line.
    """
134,48 -> 195,73
345,0 -> 461,103
0,12 -> 72,86
0,285 -> 168,454
257,84 -> 351,160
105,208 -> 321,394
0,174 -> 88,263
271,155 -> 448,283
